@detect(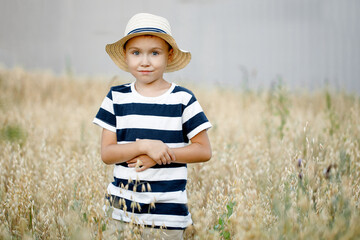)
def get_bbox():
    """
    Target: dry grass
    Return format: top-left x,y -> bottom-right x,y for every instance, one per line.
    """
0,68 -> 359,239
